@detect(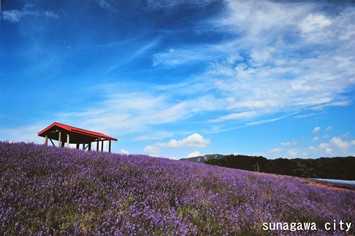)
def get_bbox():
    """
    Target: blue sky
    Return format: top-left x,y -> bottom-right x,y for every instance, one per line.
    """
1,0 -> 355,159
